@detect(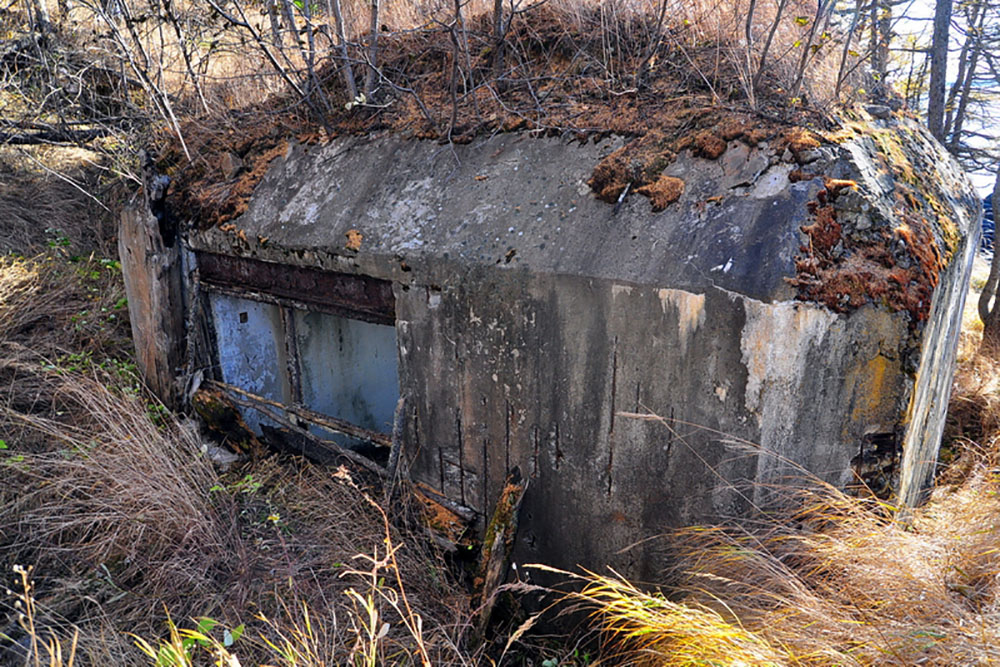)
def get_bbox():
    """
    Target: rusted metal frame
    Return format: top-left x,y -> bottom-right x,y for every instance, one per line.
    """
208,379 -> 392,449
279,304 -> 303,406
196,251 -> 395,326
215,382 -> 388,478
199,281 -> 395,327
